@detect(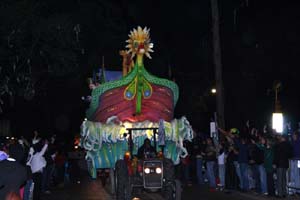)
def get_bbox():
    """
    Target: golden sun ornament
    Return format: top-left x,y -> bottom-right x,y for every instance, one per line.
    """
126,26 -> 154,59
